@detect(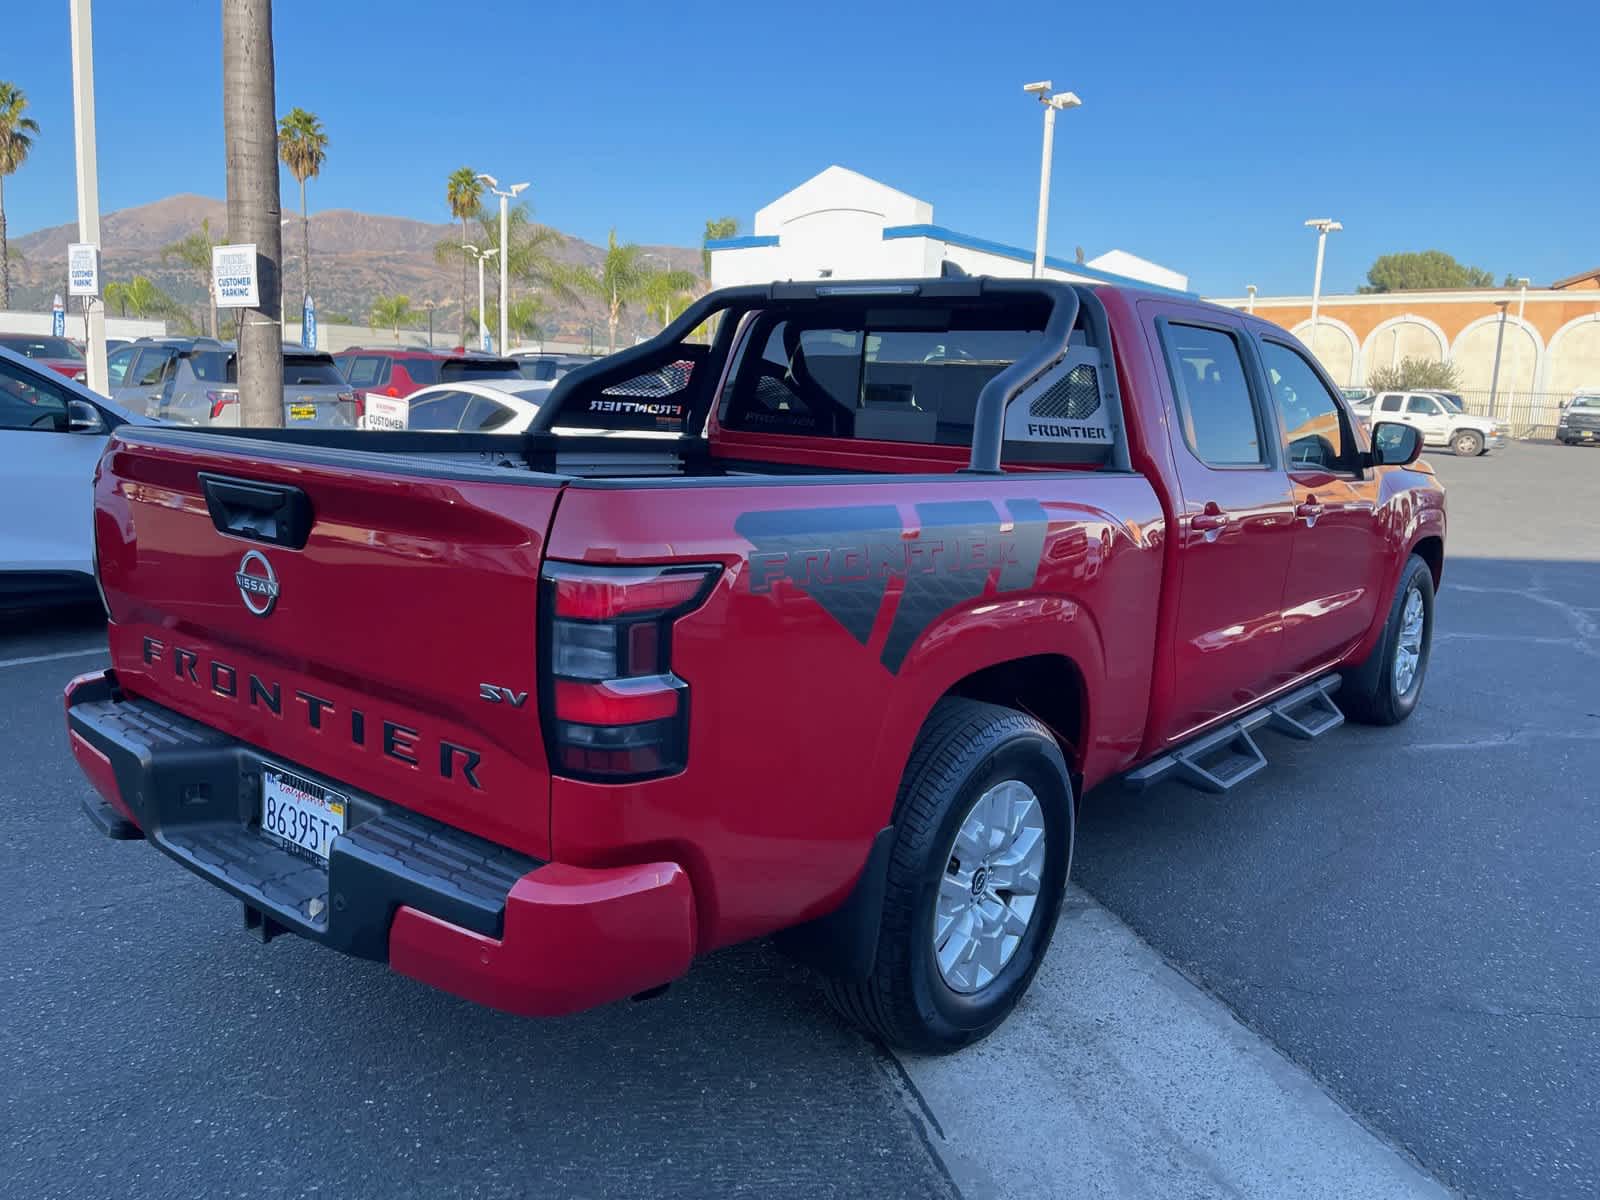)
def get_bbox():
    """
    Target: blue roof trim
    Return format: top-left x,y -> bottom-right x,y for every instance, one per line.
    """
704,235 -> 779,250
881,223 -> 1195,297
